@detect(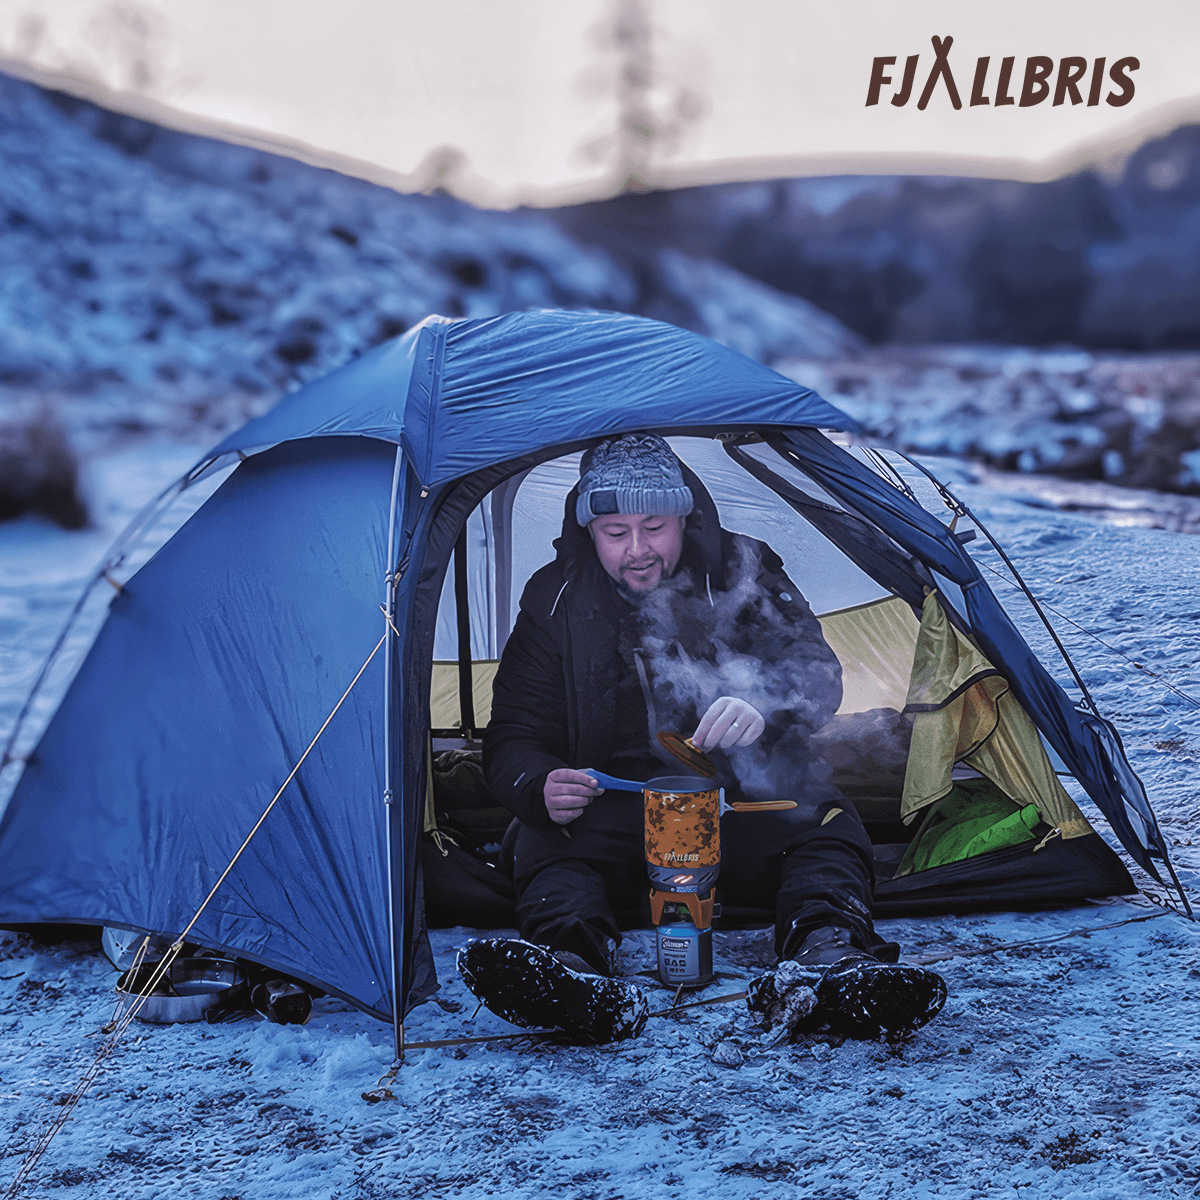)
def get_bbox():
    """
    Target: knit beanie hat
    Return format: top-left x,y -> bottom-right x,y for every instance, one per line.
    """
576,433 -> 694,527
